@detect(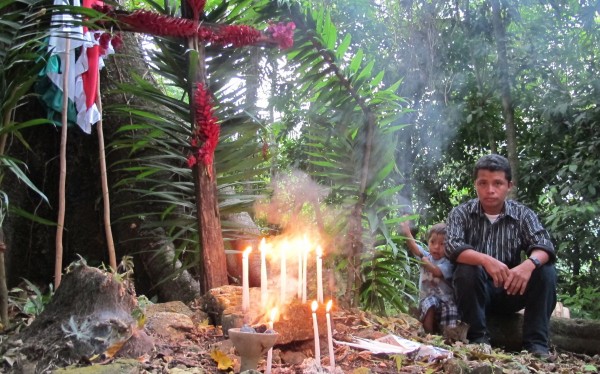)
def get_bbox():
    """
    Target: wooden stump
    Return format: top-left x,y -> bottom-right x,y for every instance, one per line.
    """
2,264 -> 153,372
